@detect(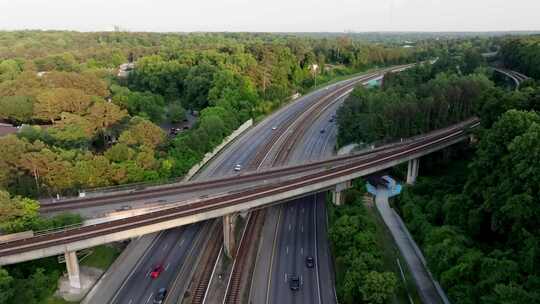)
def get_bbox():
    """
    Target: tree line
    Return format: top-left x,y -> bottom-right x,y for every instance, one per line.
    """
328,182 -> 398,304
0,31 -> 418,304
335,36 -> 540,303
